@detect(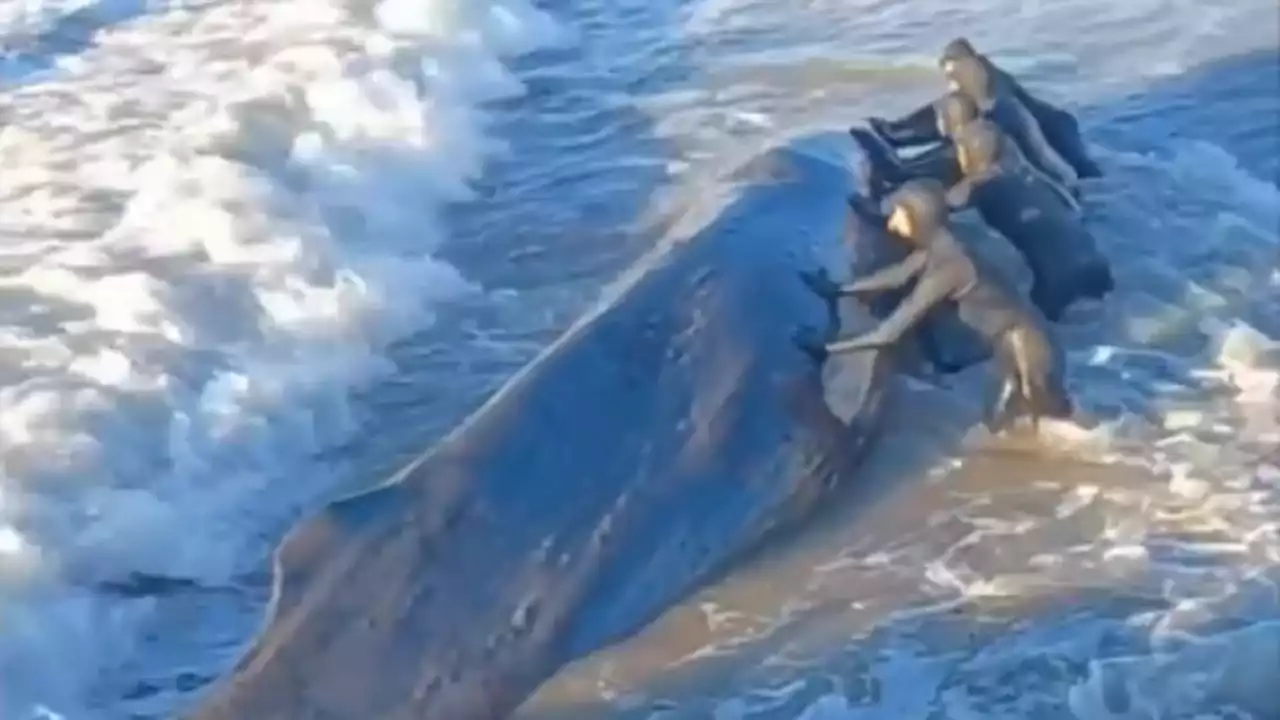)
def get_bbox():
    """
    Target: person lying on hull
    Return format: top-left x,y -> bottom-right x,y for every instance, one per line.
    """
945,118 -> 1114,321
798,179 -> 1074,433
865,37 -> 1102,191
850,91 -> 1080,213
849,111 -> 1112,322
